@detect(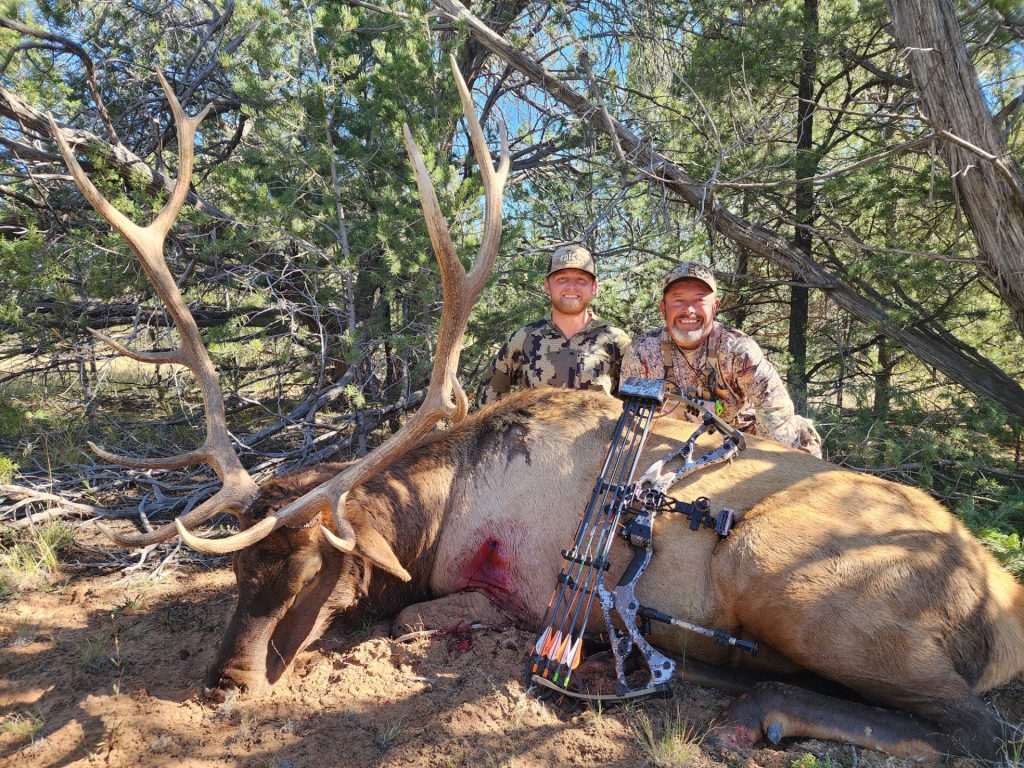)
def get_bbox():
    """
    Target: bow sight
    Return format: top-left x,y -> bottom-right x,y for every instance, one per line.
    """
527,377 -> 758,702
